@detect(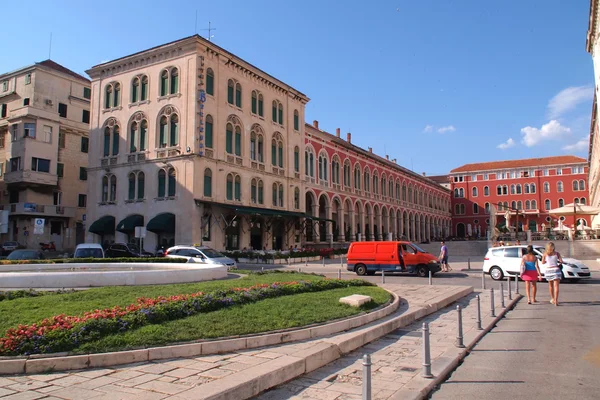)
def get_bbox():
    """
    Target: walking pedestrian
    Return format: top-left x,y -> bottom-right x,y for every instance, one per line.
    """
520,245 -> 542,304
439,241 -> 451,272
541,242 -> 563,306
